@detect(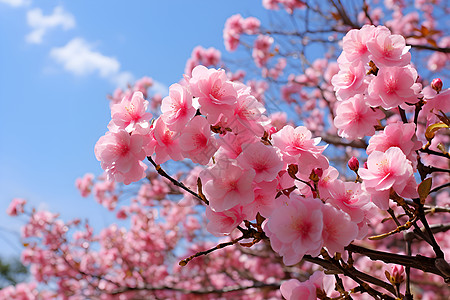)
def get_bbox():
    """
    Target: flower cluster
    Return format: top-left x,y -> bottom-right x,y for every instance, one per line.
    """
223,14 -> 261,51
332,25 -> 421,140
94,64 -> 379,275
